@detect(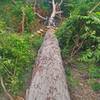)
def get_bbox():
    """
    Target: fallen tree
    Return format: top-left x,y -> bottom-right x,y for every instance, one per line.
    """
26,0 -> 70,100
